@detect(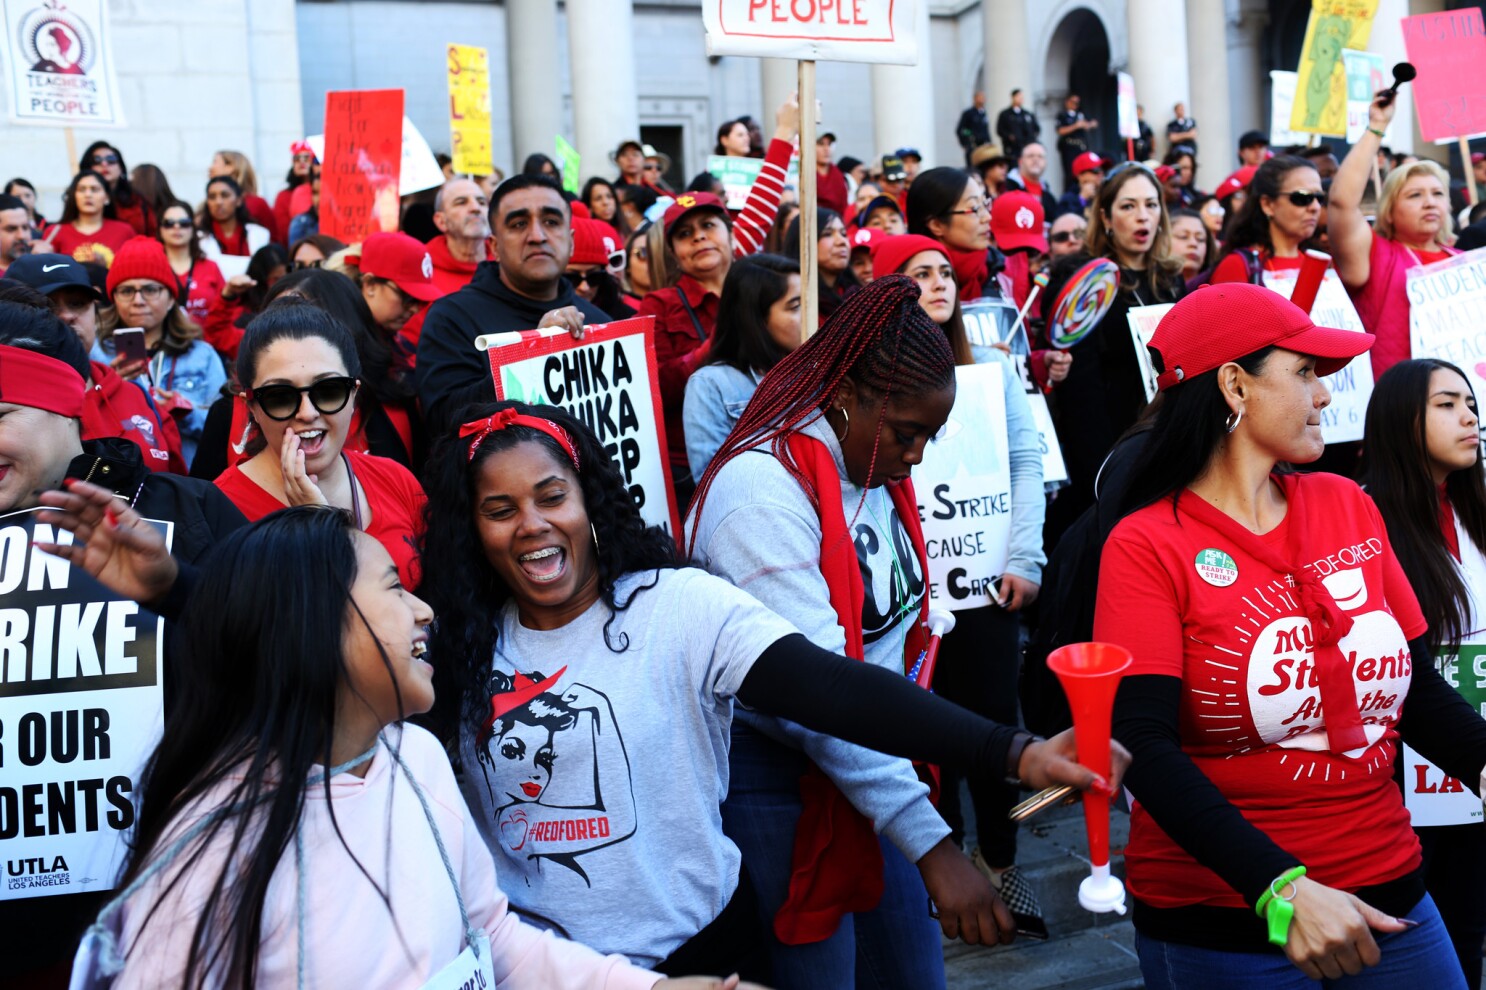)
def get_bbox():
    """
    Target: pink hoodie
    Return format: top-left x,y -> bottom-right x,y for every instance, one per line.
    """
113,725 -> 661,989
